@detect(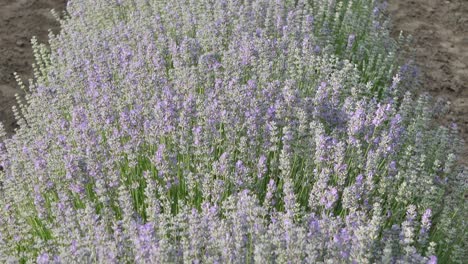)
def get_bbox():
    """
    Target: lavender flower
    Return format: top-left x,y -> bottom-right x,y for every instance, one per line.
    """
0,0 -> 464,262
347,34 -> 356,49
